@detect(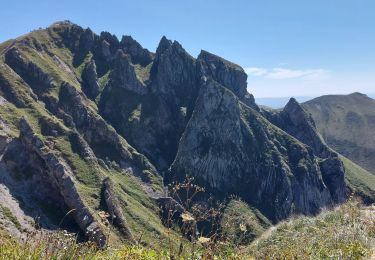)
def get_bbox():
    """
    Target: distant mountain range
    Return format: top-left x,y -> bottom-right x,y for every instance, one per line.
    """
256,93 -> 375,109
